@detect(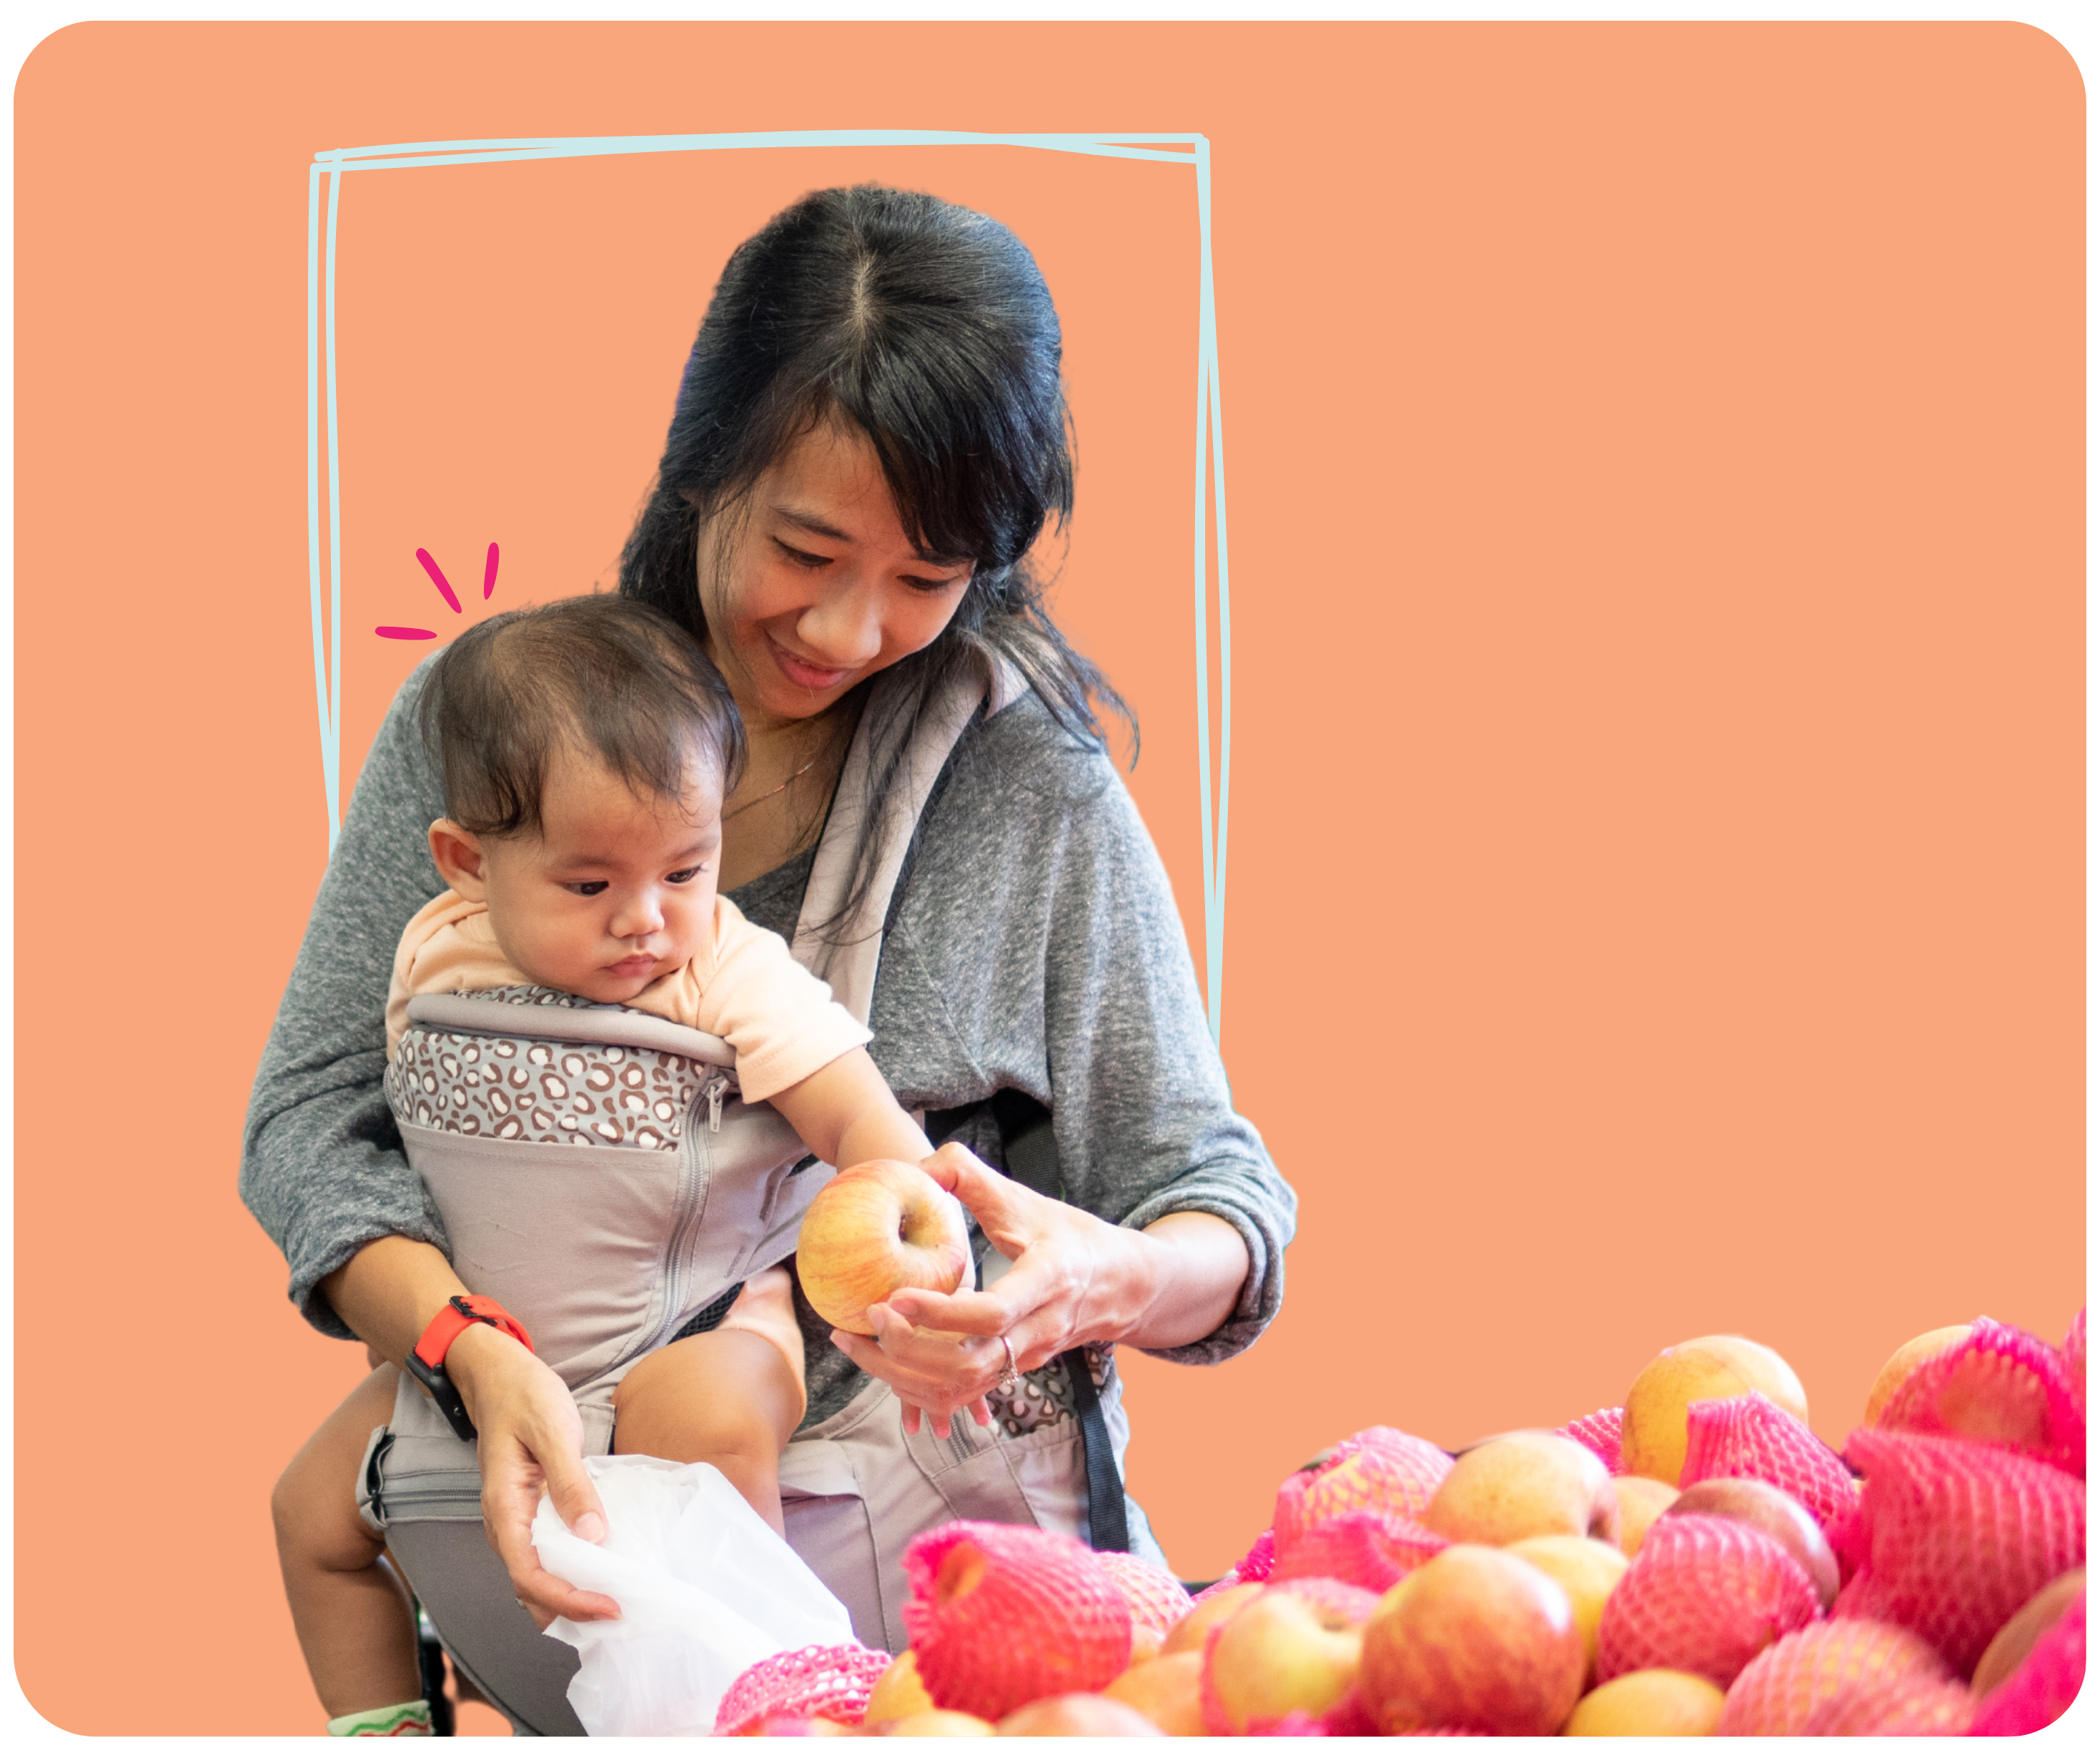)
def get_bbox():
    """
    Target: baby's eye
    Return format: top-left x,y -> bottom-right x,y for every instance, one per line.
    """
565,880 -> 609,898
665,866 -> 704,885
